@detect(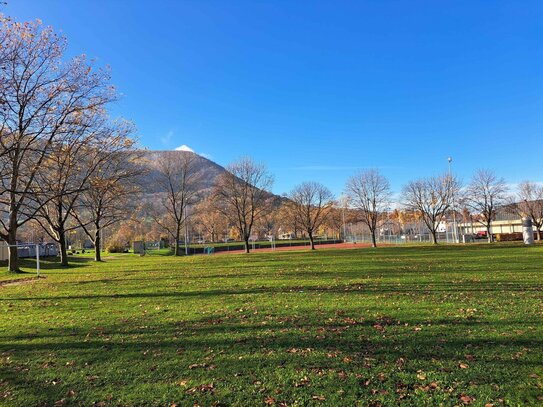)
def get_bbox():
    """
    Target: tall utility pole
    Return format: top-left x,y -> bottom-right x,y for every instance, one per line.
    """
448,157 -> 458,243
